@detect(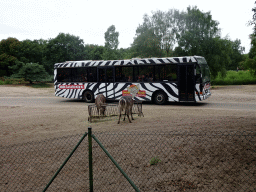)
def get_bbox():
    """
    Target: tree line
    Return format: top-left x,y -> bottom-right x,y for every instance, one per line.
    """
0,6 -> 251,83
